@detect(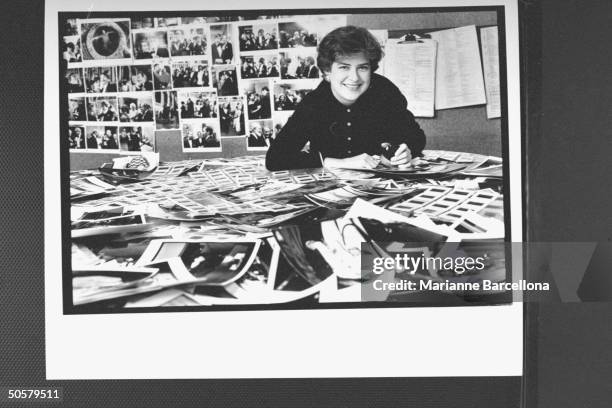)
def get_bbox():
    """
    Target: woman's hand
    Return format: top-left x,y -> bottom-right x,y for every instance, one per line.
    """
323,153 -> 380,169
